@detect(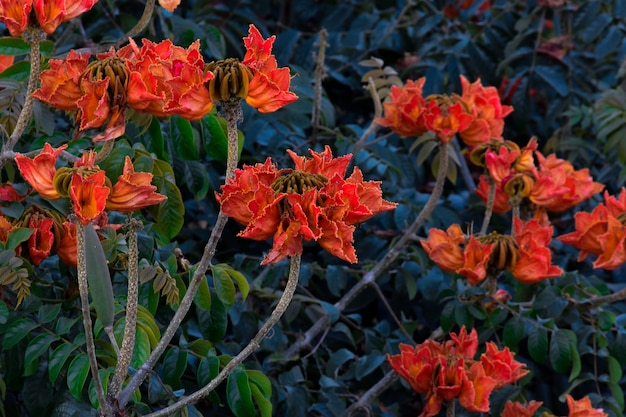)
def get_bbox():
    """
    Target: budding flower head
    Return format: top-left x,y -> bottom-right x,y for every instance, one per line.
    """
205,58 -> 254,102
